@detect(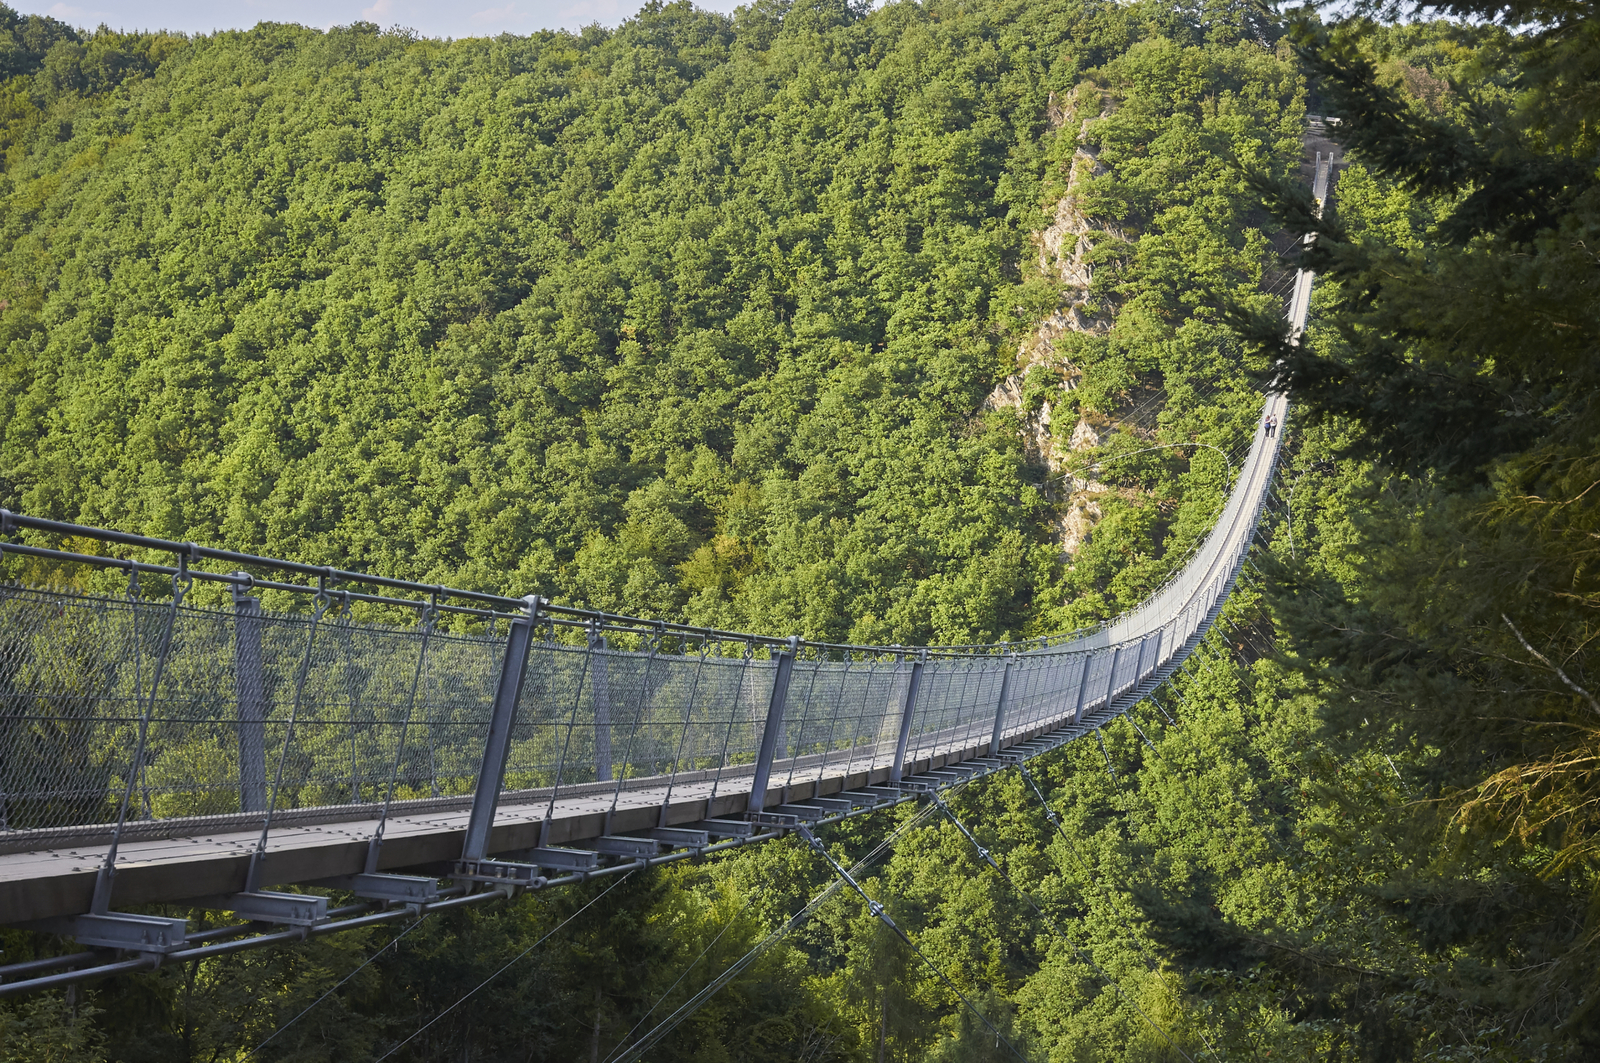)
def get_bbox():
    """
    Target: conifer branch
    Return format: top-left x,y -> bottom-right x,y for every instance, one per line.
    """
1501,614 -> 1600,717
